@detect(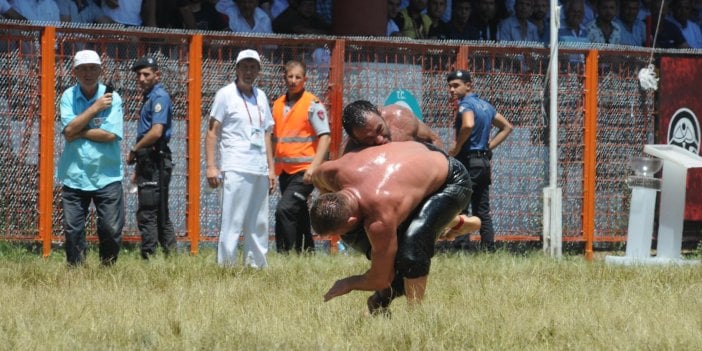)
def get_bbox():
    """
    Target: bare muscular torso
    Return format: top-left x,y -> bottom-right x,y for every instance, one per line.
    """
318,141 -> 448,227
